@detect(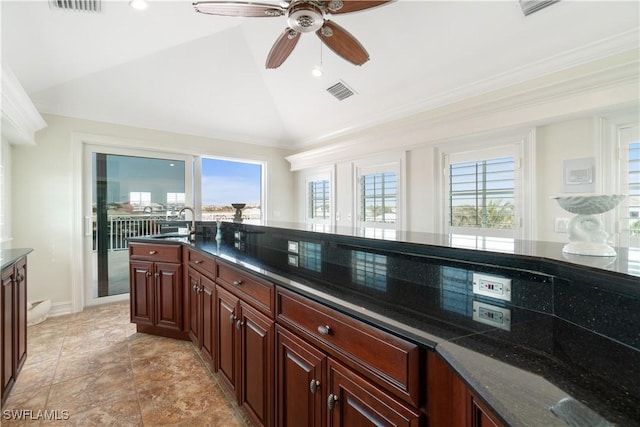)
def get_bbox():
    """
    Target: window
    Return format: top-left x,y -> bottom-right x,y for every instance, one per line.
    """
309,179 -> 330,220
354,154 -> 405,230
360,172 -> 397,224
619,126 -> 640,248
304,168 -> 333,226
129,191 -> 151,208
448,157 -> 515,230
442,141 -> 526,240
166,192 -> 185,206
200,157 -> 263,224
